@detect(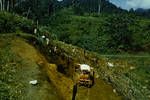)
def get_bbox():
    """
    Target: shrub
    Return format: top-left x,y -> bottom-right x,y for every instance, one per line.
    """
0,12 -> 34,33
